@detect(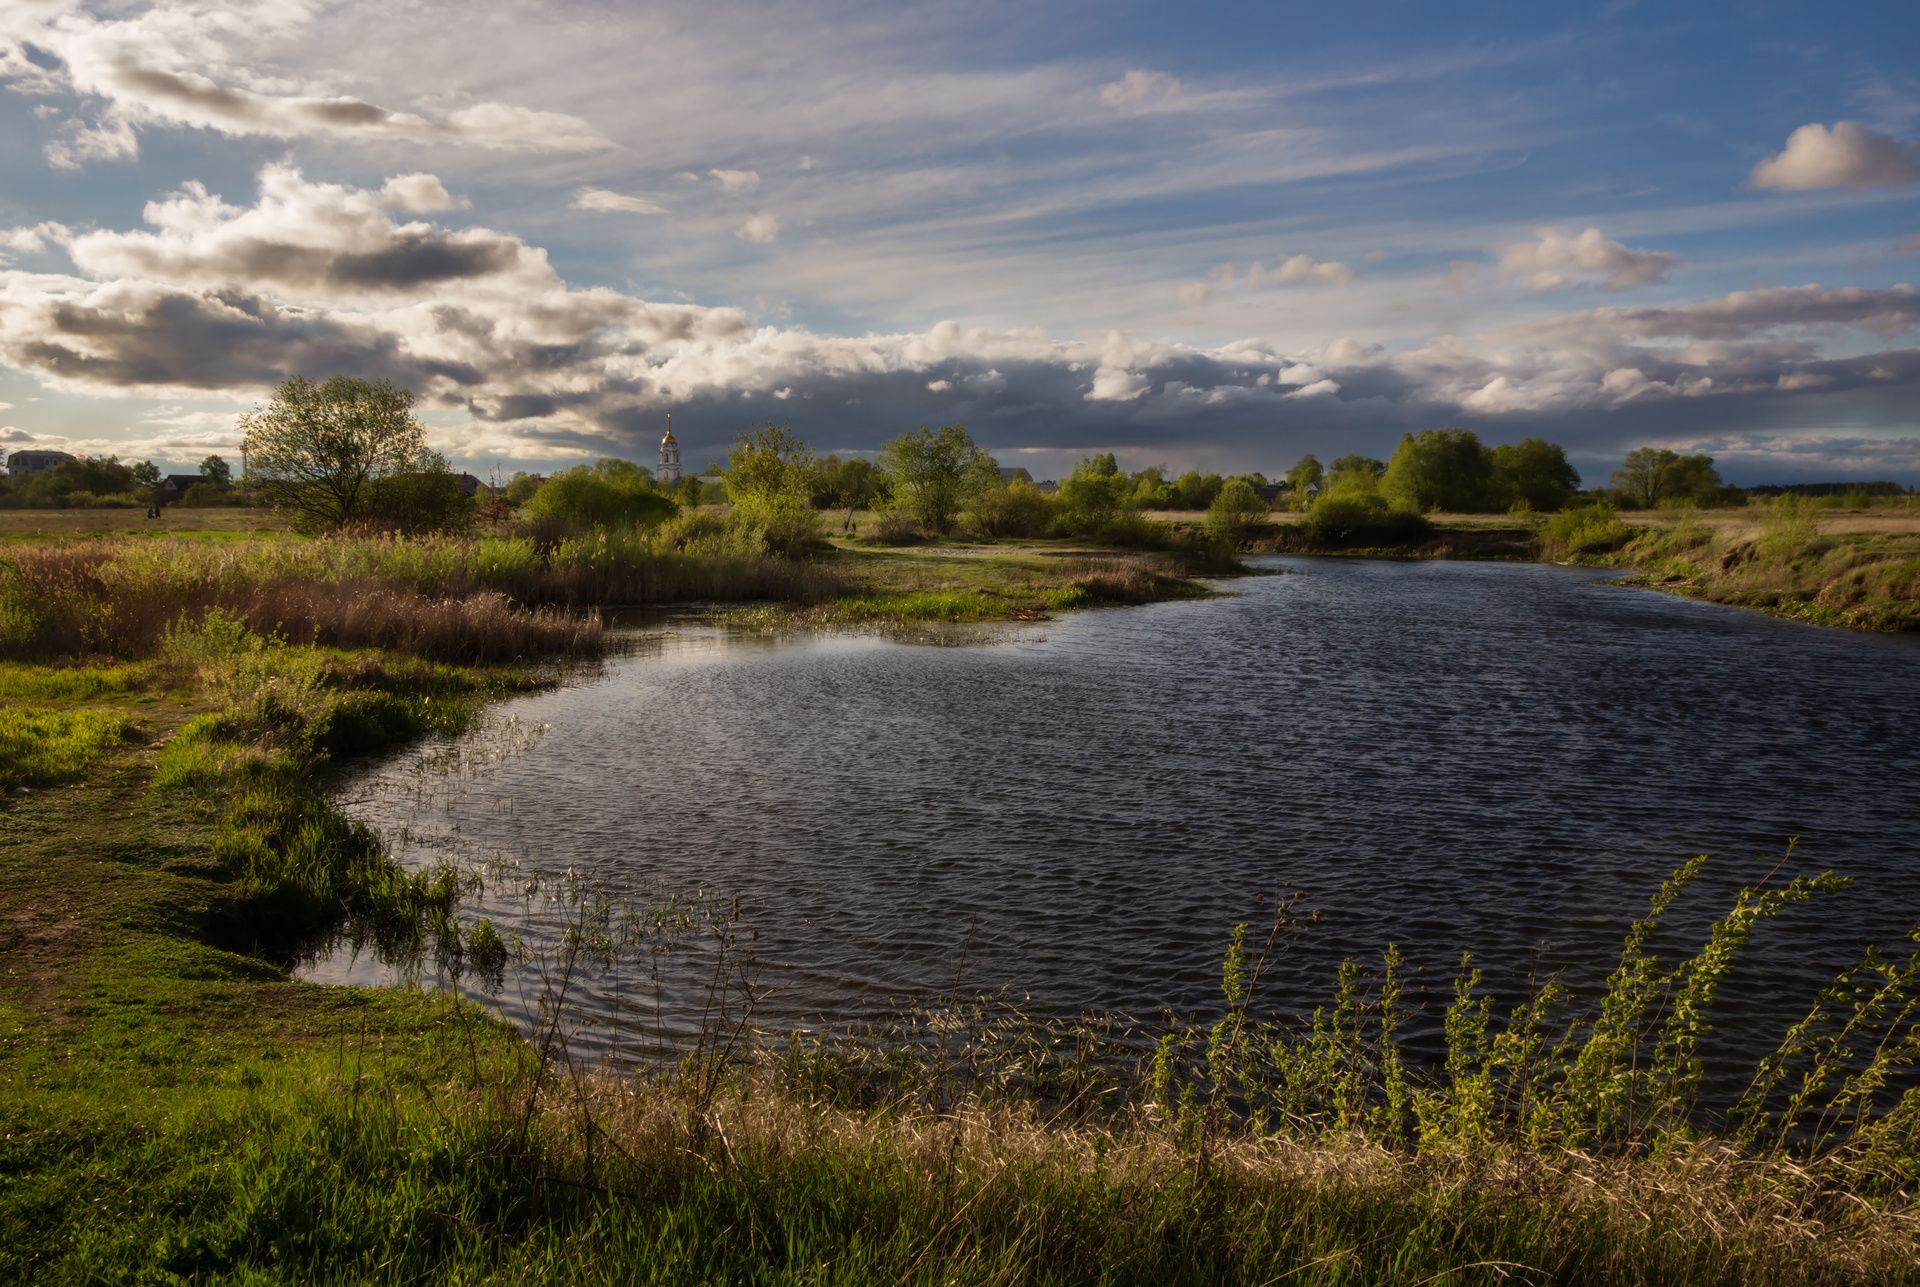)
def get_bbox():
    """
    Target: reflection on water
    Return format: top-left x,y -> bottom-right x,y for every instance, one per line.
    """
301,561 -> 1920,1065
